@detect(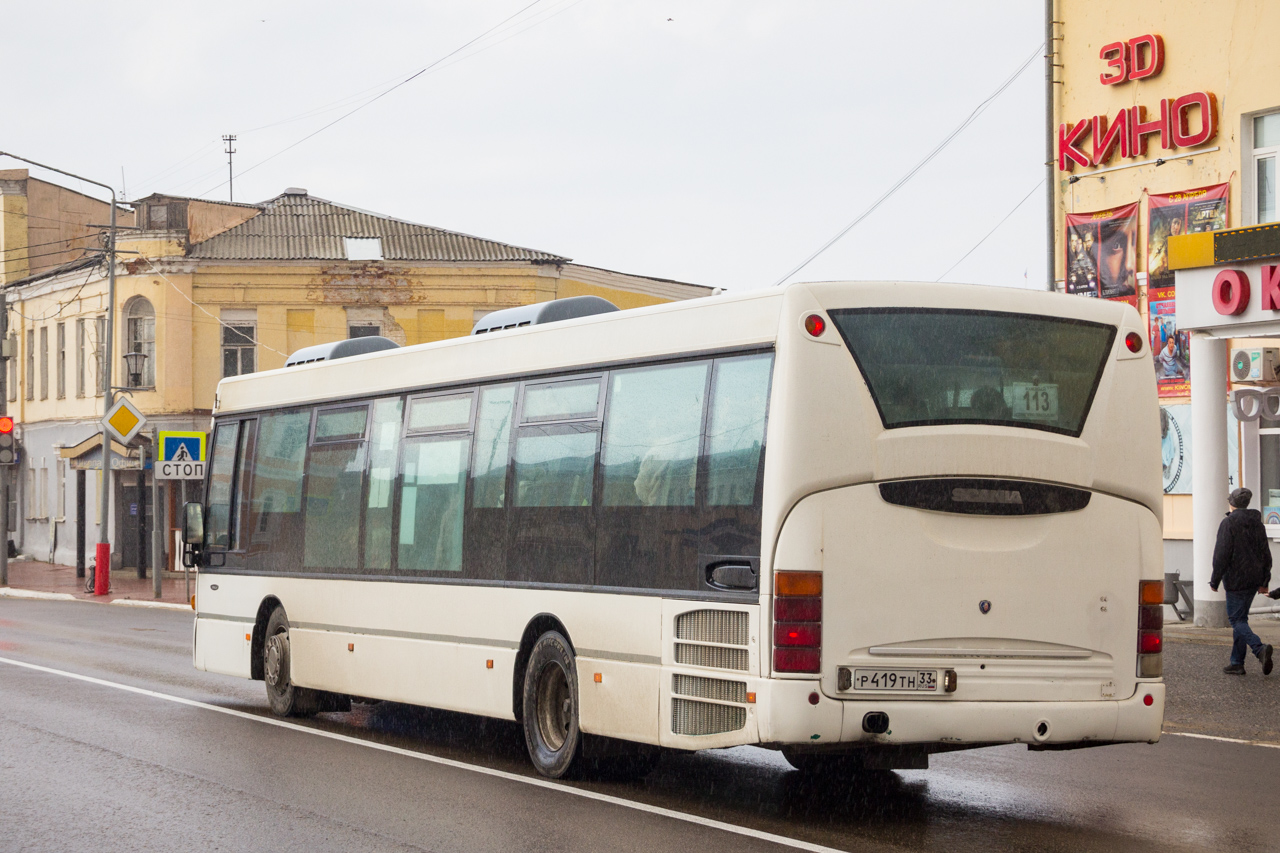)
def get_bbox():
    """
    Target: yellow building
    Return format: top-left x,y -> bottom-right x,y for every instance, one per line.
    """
6,185 -> 710,571
1052,0 -> 1280,623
